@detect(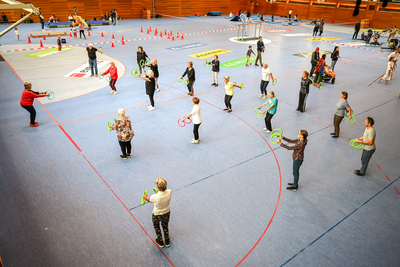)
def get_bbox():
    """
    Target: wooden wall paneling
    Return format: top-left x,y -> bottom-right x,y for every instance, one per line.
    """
84,0 -> 101,20
117,0 -> 133,19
